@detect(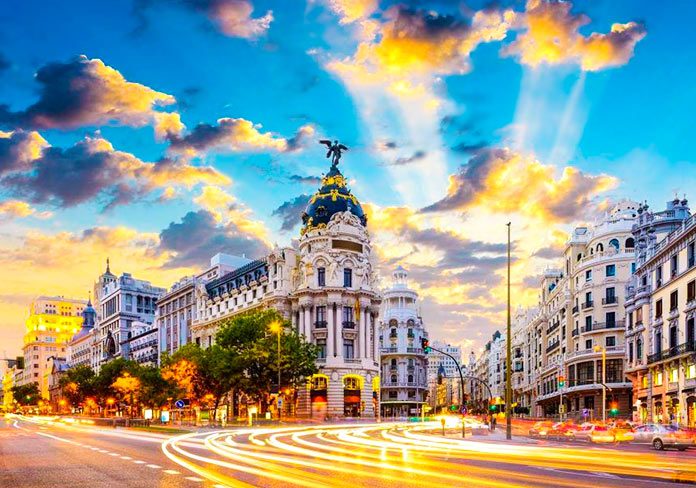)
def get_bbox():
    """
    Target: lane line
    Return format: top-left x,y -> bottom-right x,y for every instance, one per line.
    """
146,464 -> 161,469
163,469 -> 181,474
185,477 -> 204,482
133,460 -> 146,464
